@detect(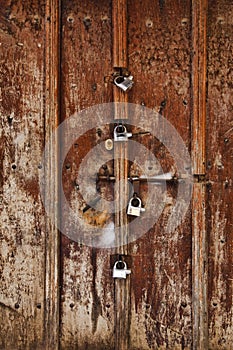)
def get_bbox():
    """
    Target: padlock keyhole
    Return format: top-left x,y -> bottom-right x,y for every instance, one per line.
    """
131,198 -> 140,207
116,261 -> 125,269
